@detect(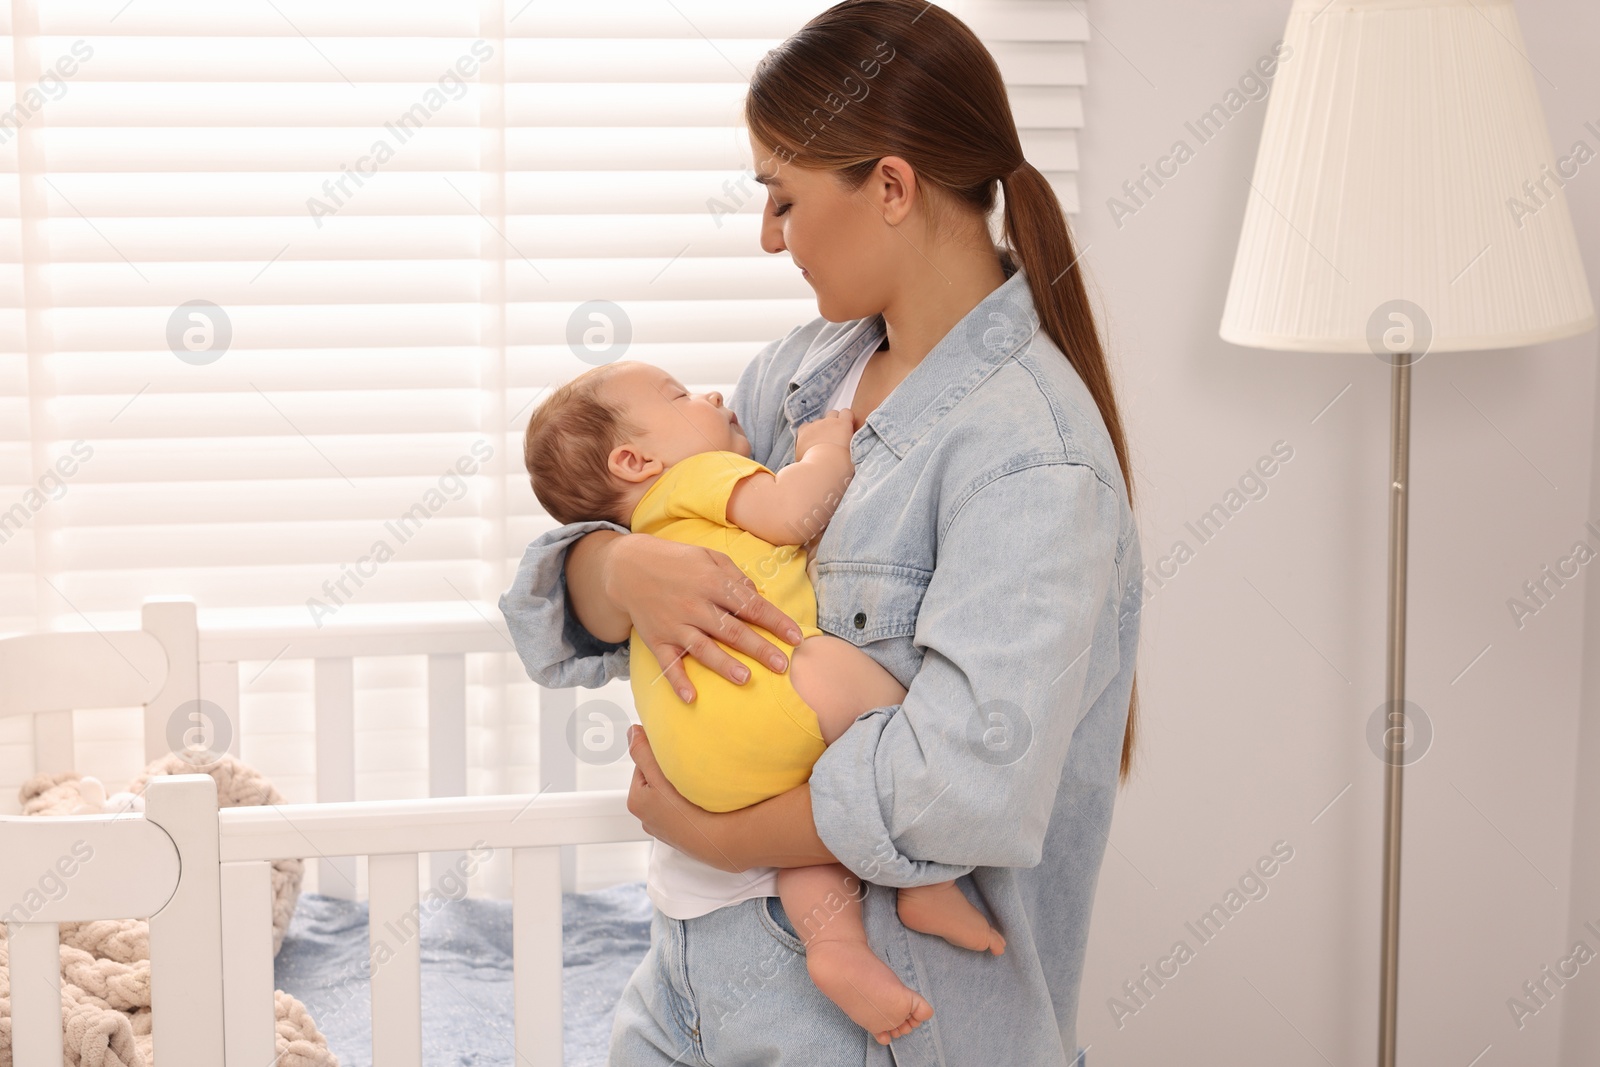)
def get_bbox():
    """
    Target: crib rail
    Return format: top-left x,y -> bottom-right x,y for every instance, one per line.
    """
2,598 -> 590,895
217,789 -> 642,860
216,788 -> 646,1067
3,776 -> 648,1066
196,616 -> 582,895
